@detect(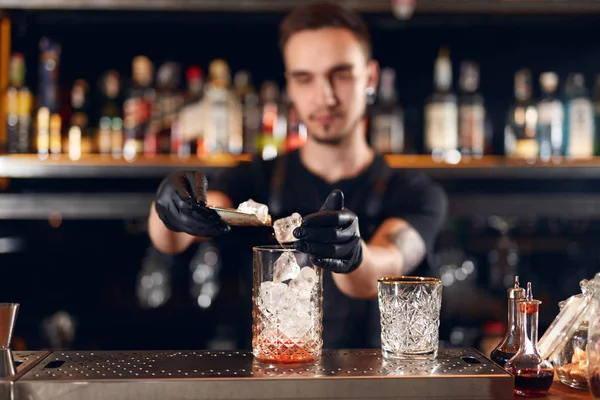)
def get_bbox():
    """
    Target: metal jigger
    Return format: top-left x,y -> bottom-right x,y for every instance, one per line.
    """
0,303 -> 19,377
